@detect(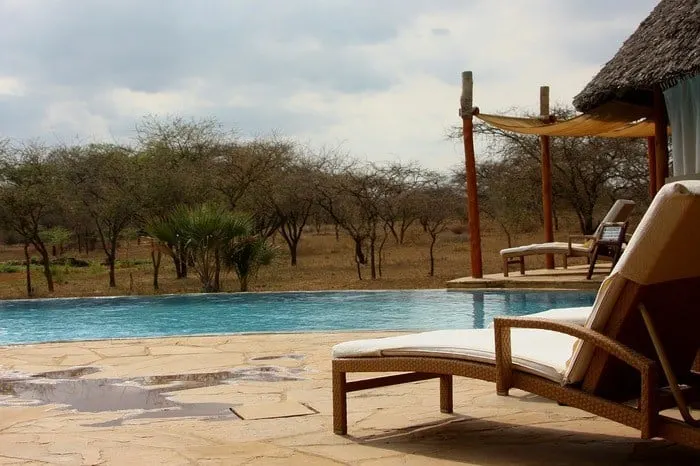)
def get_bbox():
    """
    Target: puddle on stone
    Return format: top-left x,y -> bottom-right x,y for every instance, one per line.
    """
250,354 -> 305,362
0,365 -> 306,427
